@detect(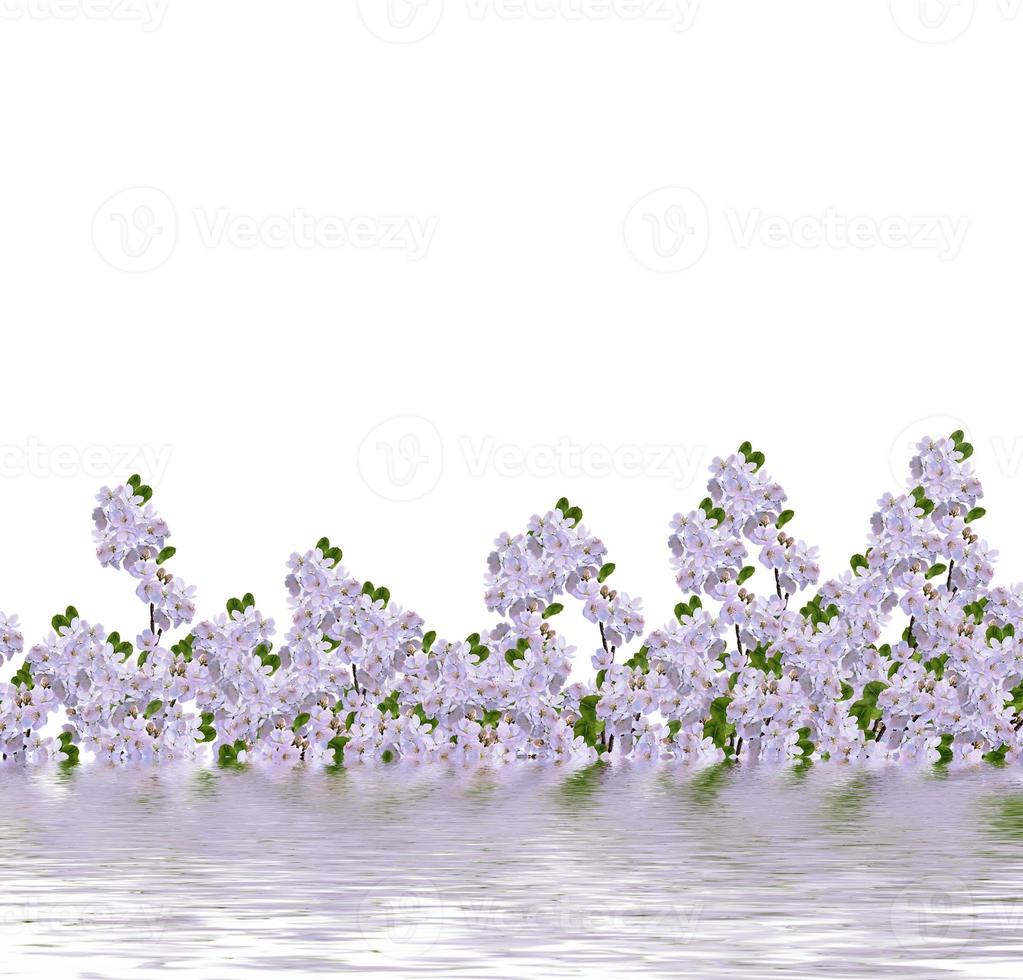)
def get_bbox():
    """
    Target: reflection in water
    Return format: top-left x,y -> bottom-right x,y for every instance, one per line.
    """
2,763 -> 1023,978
